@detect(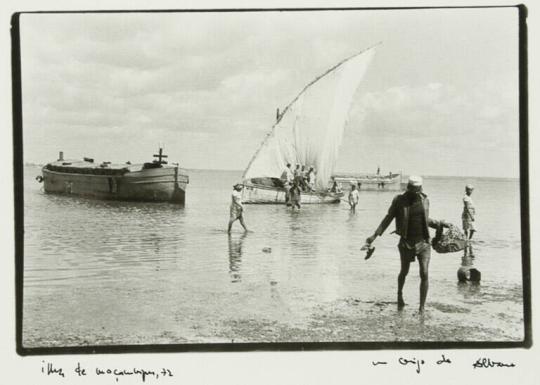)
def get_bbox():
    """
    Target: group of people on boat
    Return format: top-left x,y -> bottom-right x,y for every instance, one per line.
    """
279,163 -> 317,209
280,163 -> 316,192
